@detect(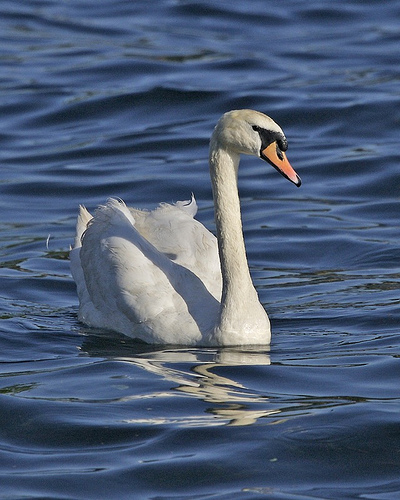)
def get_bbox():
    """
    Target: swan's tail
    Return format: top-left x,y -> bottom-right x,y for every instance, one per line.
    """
73,205 -> 92,249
